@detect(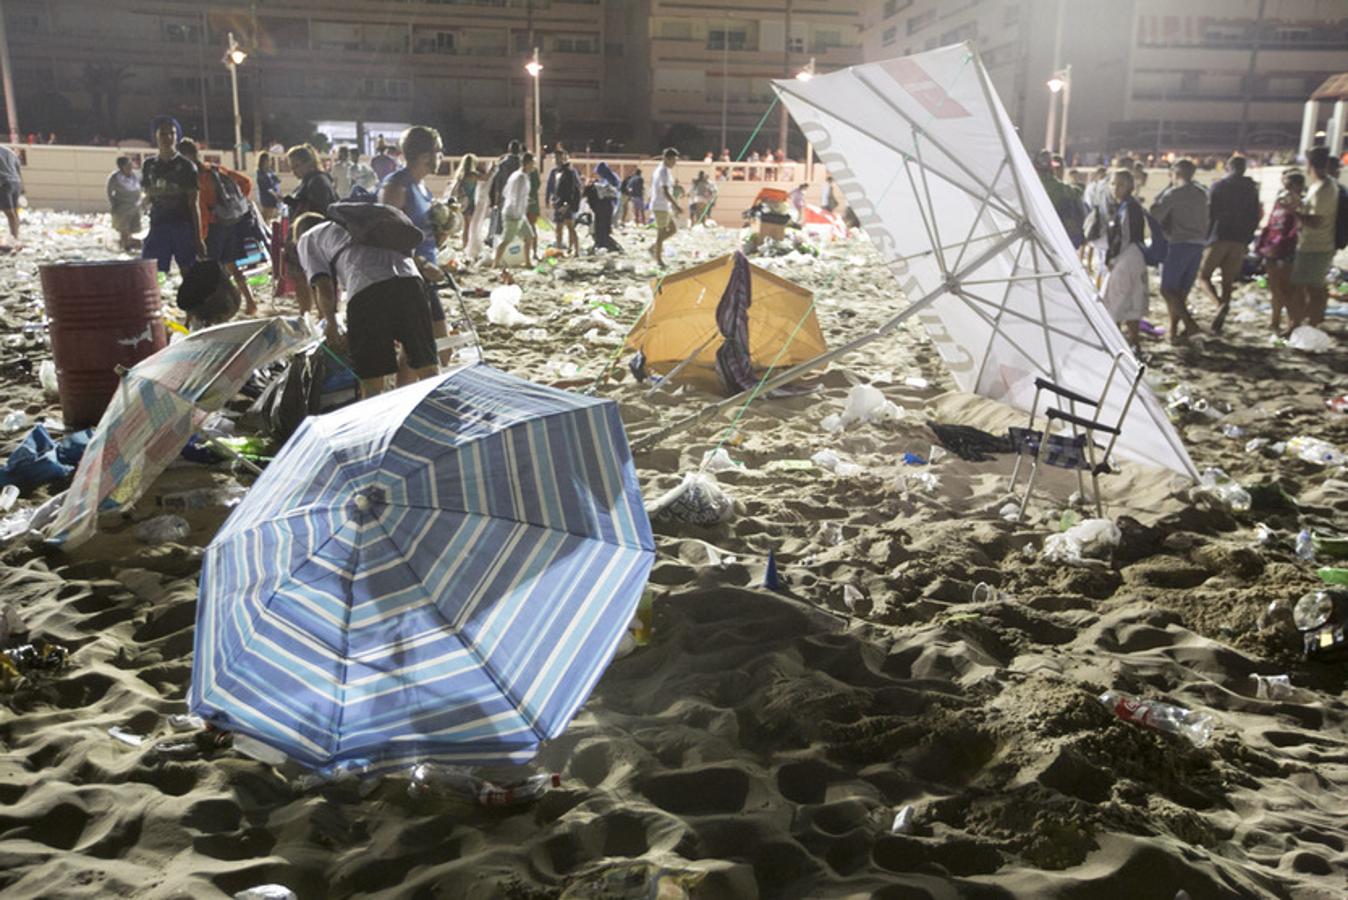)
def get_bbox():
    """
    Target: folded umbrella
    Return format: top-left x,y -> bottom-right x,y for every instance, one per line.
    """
190,364 -> 655,774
